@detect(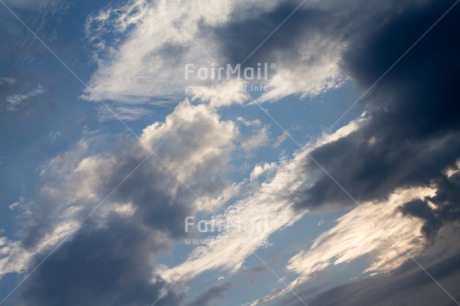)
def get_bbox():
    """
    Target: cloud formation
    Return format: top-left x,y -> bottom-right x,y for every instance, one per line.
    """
21,216 -> 184,306
2,1 -> 460,305
294,0 -> 460,229
1,101 -> 238,305
162,118 -> 364,283
83,0 -> 360,108
252,187 -> 435,304
187,281 -> 232,306
286,223 -> 460,306
246,0 -> 460,303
